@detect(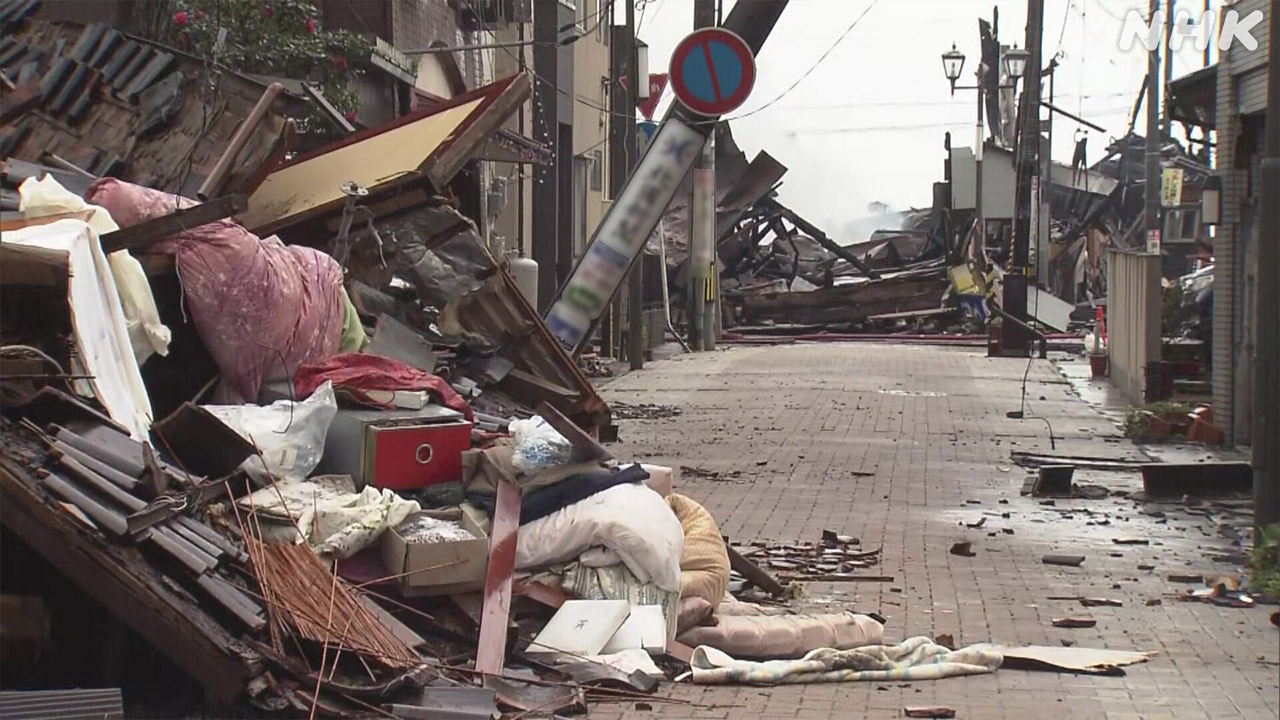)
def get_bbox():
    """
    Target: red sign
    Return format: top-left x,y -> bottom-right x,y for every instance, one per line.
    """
618,73 -> 670,120
668,28 -> 756,116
